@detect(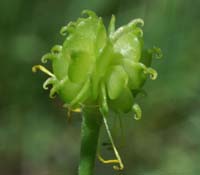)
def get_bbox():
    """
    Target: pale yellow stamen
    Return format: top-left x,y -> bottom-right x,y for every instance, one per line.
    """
32,65 -> 55,77
102,116 -> 124,171
71,108 -> 81,113
98,154 -> 120,164
67,107 -> 82,122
